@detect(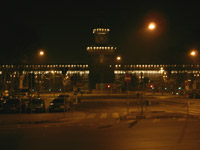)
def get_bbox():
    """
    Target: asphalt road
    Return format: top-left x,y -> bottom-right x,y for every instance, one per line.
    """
1,98 -> 200,150
1,118 -> 200,150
